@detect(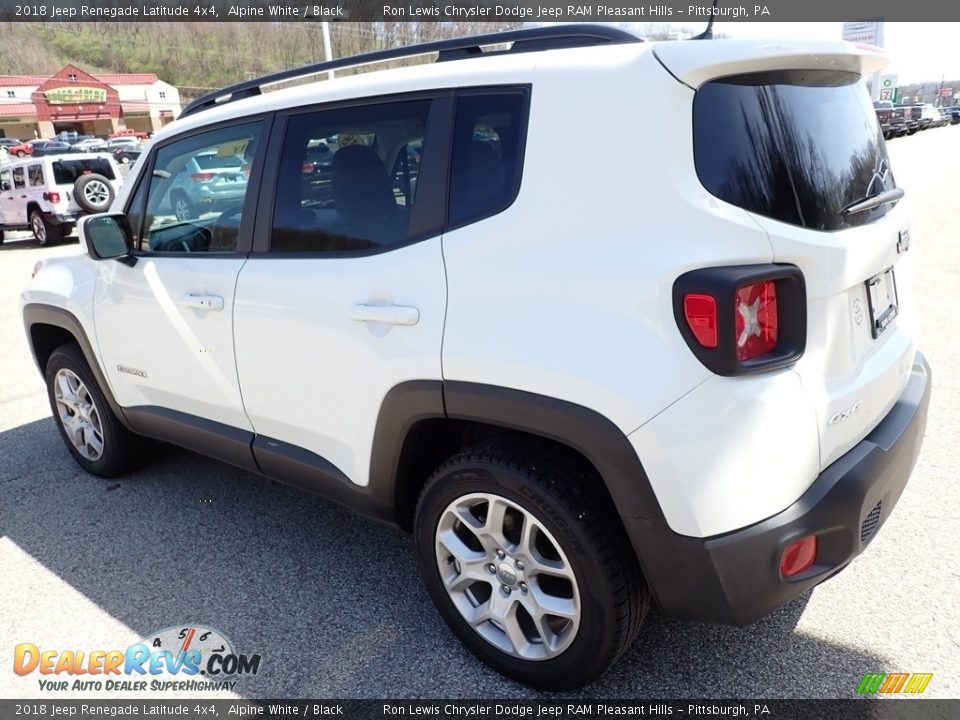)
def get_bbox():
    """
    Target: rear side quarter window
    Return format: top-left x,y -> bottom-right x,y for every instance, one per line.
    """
447,90 -> 529,229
